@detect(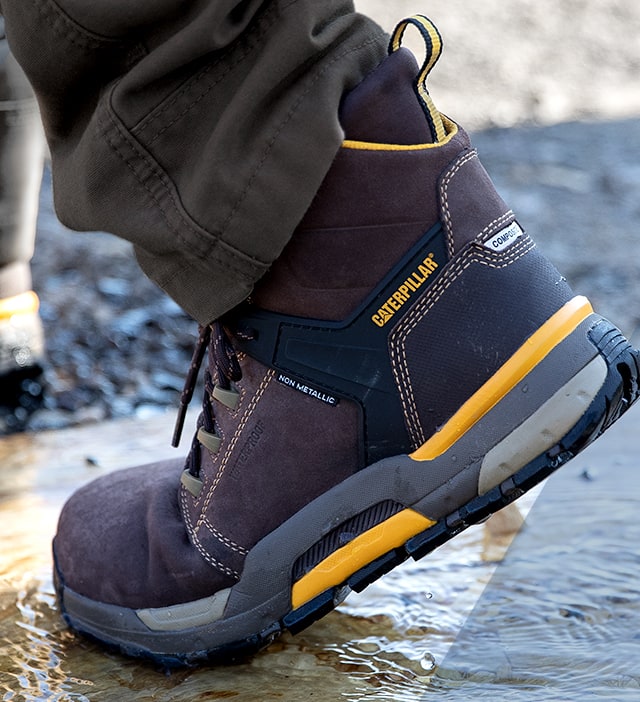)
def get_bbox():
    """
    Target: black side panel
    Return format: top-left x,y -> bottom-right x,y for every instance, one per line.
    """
230,223 -> 449,464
